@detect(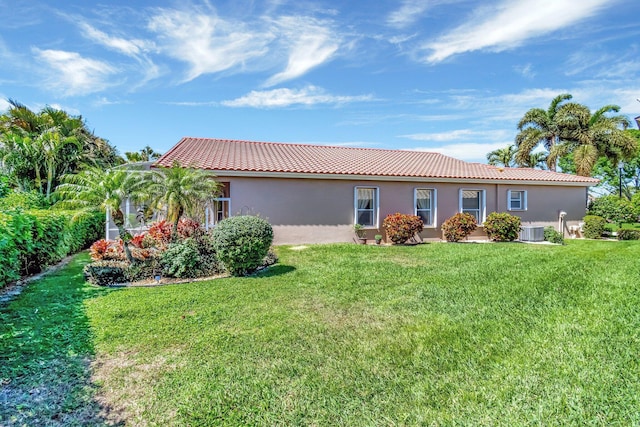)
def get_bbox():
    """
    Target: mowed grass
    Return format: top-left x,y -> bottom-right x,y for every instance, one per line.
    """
83,241 -> 640,426
2,241 -> 640,425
